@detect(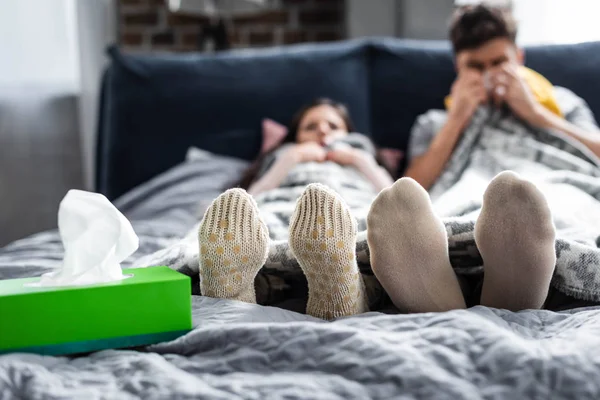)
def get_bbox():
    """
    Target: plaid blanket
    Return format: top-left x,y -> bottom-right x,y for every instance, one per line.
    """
425,107 -> 600,302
